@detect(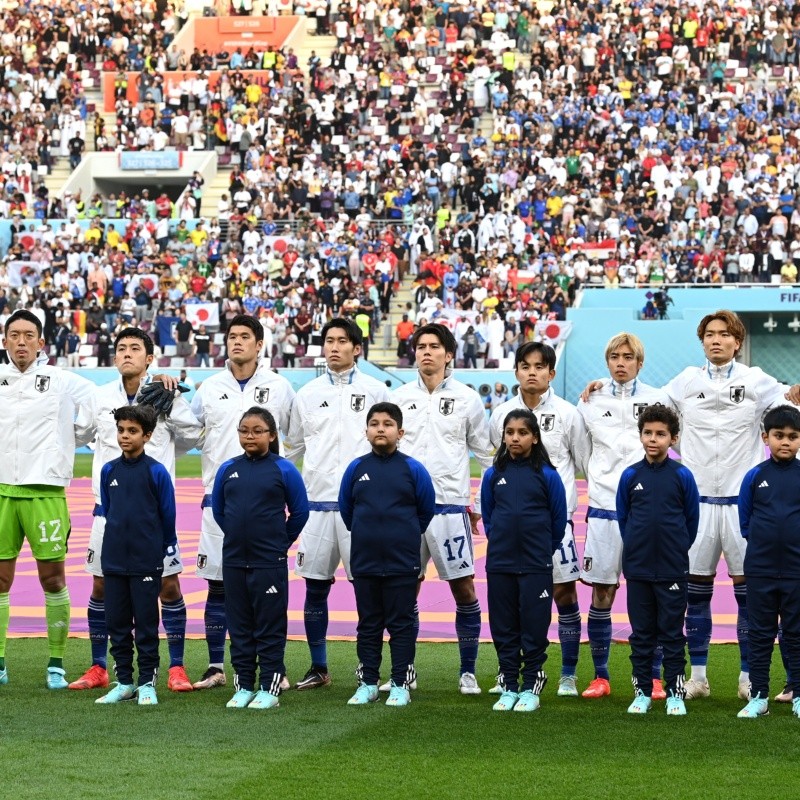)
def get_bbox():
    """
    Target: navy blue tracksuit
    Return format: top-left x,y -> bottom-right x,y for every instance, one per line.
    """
480,459 -> 567,694
100,454 -> 176,686
739,457 -> 800,699
617,457 -> 699,698
339,449 -> 435,687
212,451 -> 309,693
